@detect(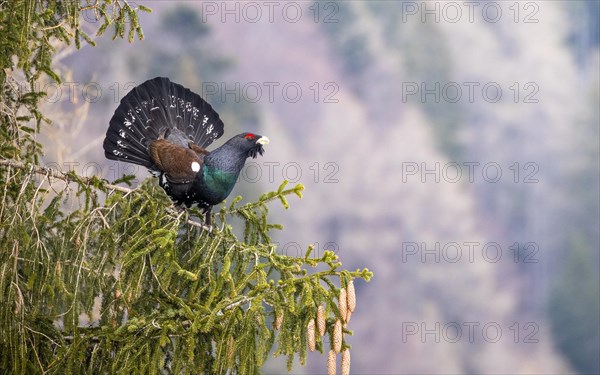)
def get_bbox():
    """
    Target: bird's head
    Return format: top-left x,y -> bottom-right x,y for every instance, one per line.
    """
230,133 -> 269,159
